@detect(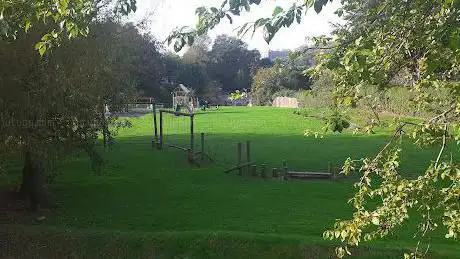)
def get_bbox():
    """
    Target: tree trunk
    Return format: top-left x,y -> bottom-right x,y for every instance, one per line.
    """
101,103 -> 109,147
19,150 -> 46,212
